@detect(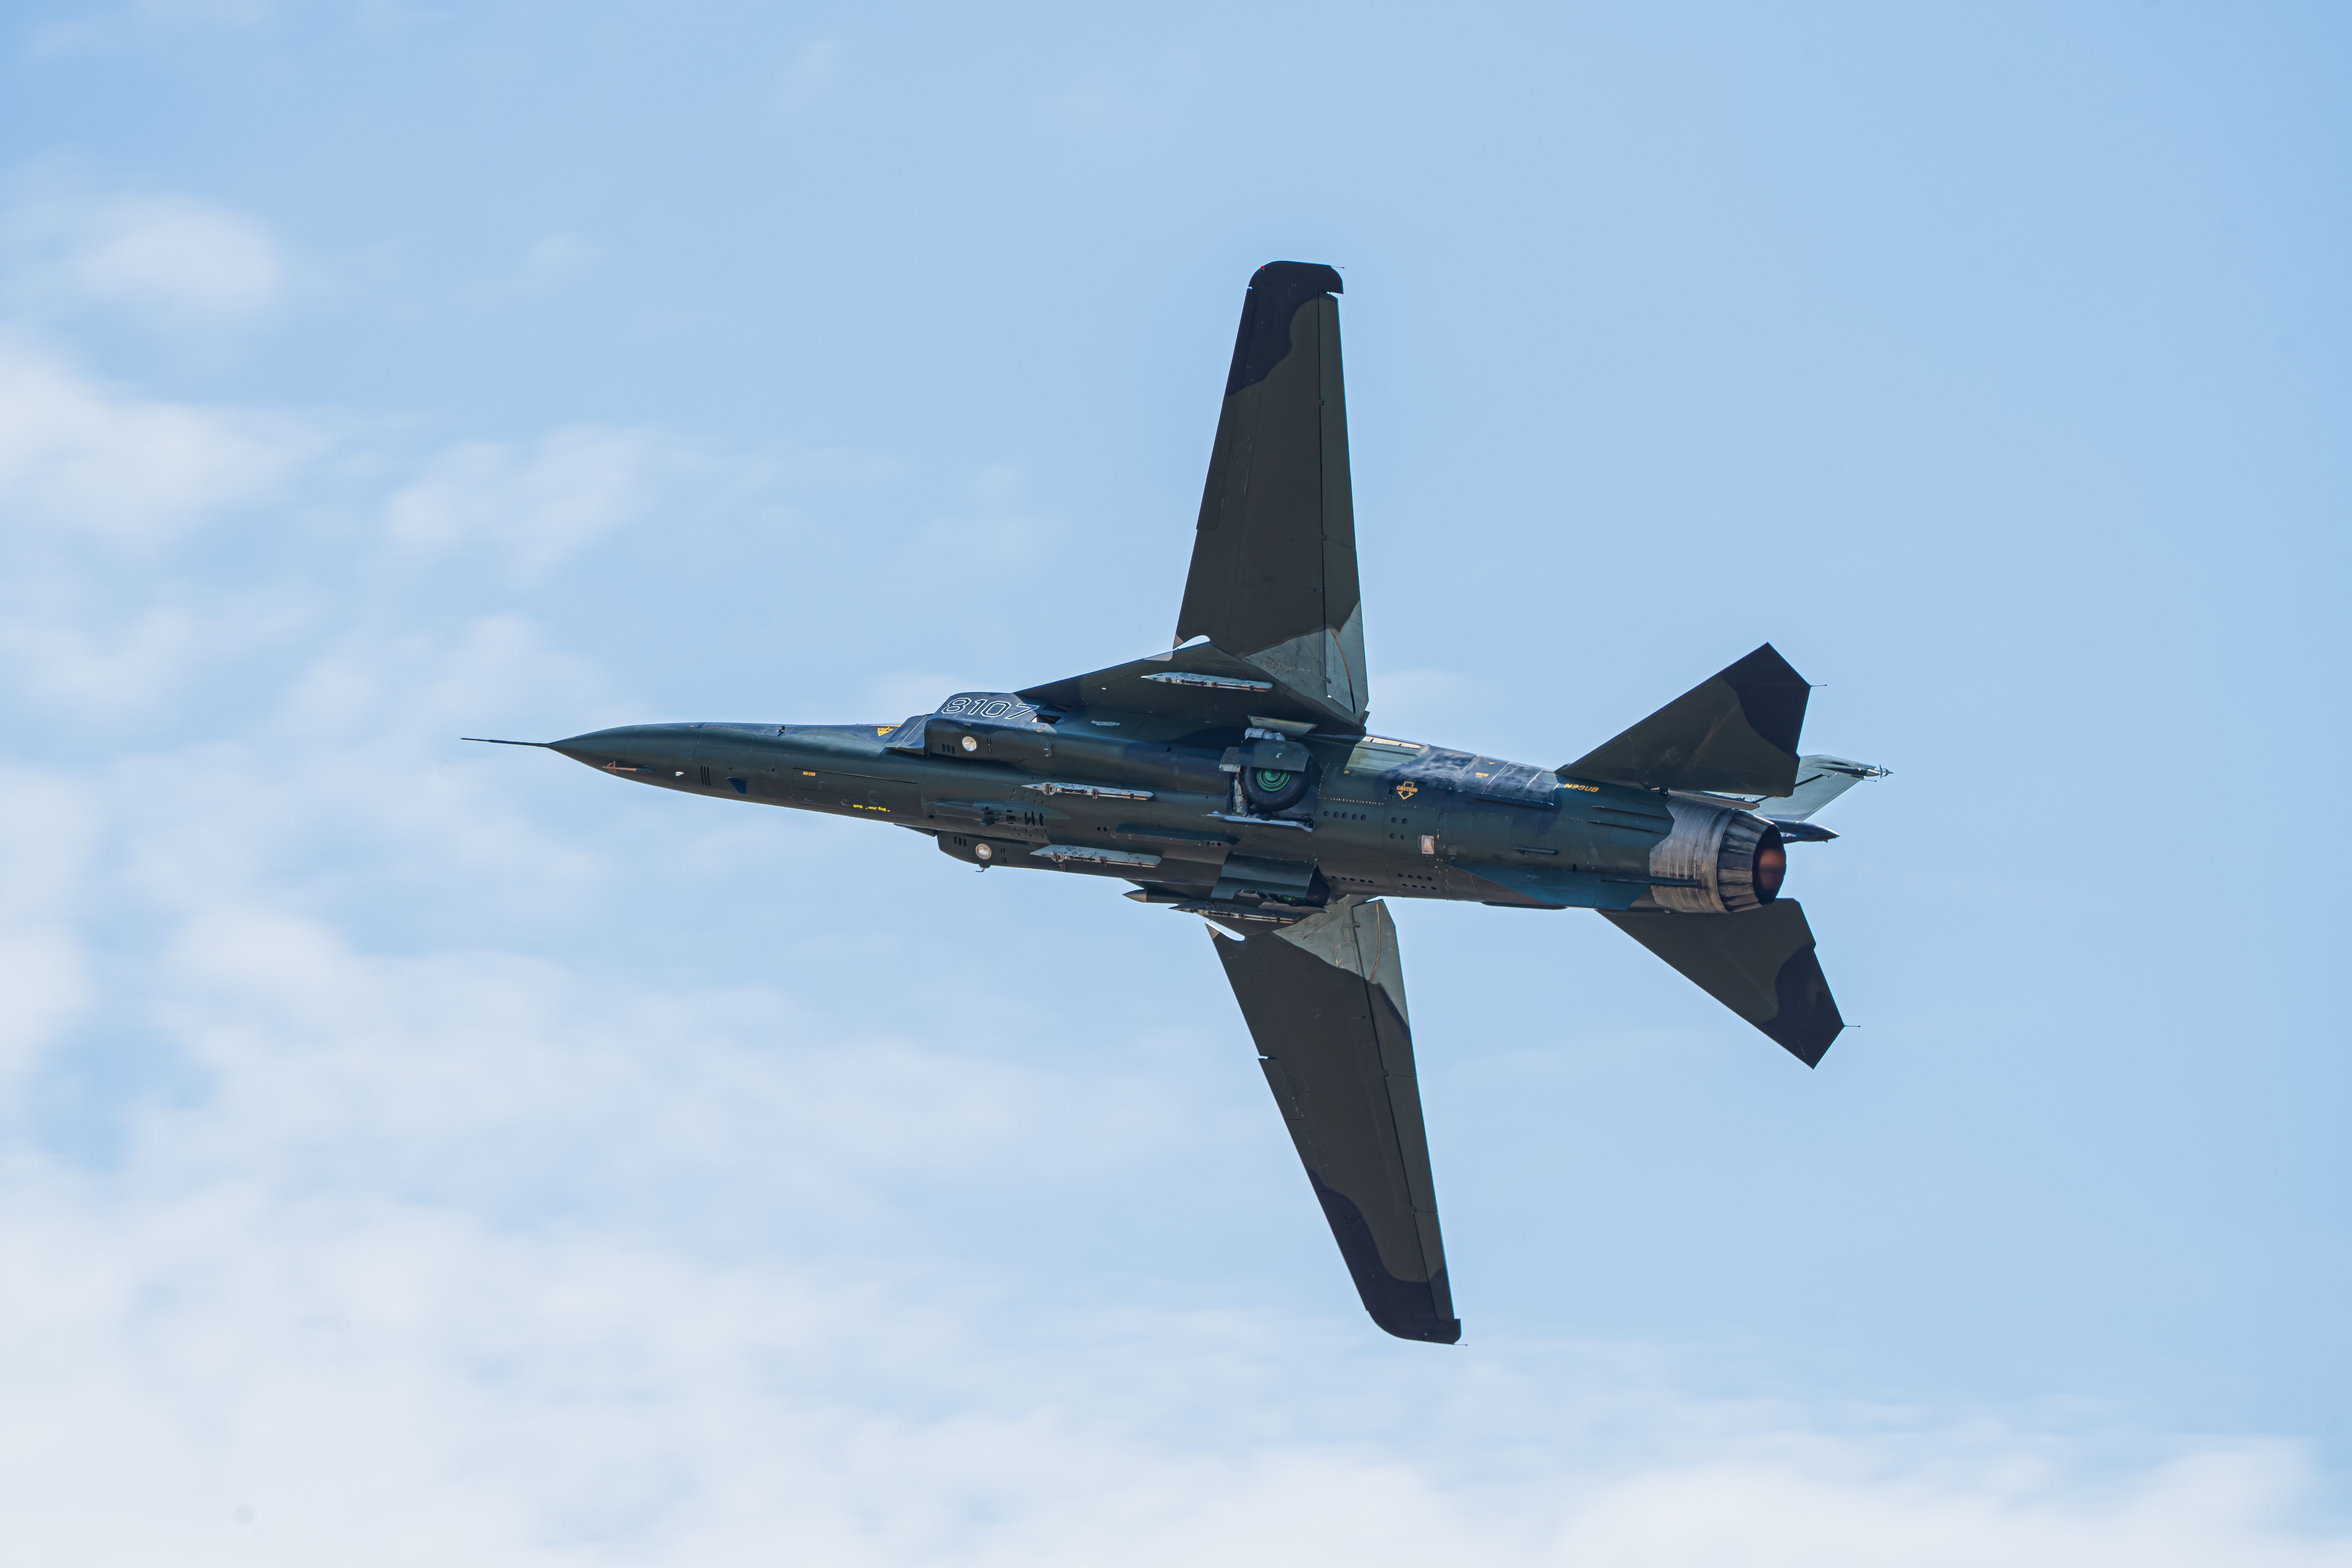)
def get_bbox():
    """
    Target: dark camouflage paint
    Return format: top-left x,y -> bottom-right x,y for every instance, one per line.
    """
494,262 -> 1882,1343
1602,902 -> 1846,1066
1175,261 -> 1364,727
1563,643 -> 1812,797
1212,897 -> 1457,1342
